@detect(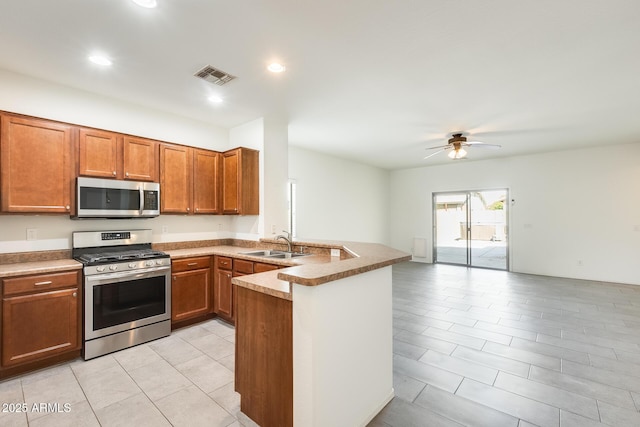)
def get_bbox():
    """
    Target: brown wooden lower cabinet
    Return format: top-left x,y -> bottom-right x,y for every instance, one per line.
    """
1,270 -> 81,378
171,256 -> 213,327
213,256 -> 234,323
235,286 -> 293,427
